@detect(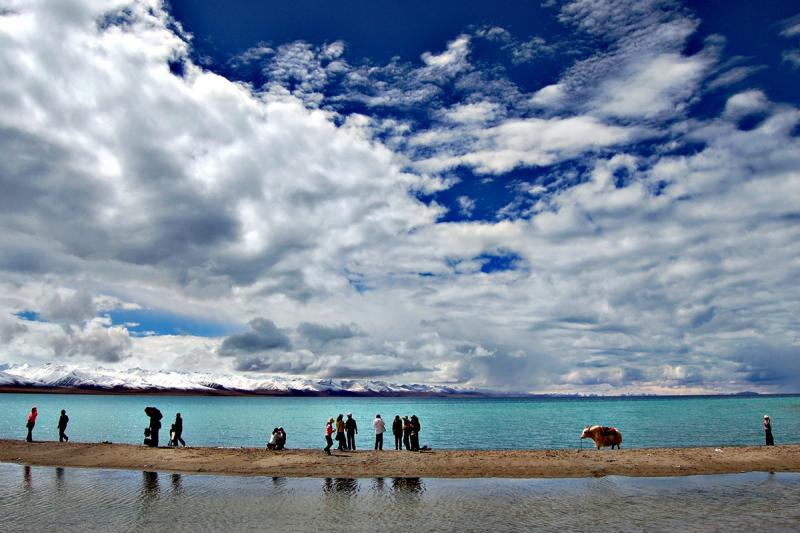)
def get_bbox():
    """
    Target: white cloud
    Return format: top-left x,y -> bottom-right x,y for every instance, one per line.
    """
1,0 -> 799,394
